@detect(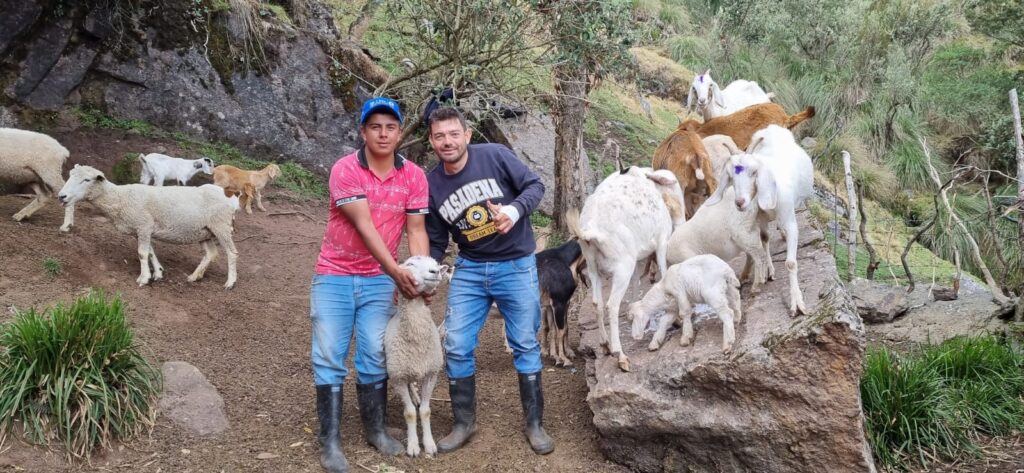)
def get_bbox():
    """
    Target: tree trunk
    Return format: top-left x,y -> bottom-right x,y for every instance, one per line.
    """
1010,89 -> 1023,253
842,151 -> 857,281
856,184 -> 879,280
347,0 -> 381,41
552,63 -> 591,233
